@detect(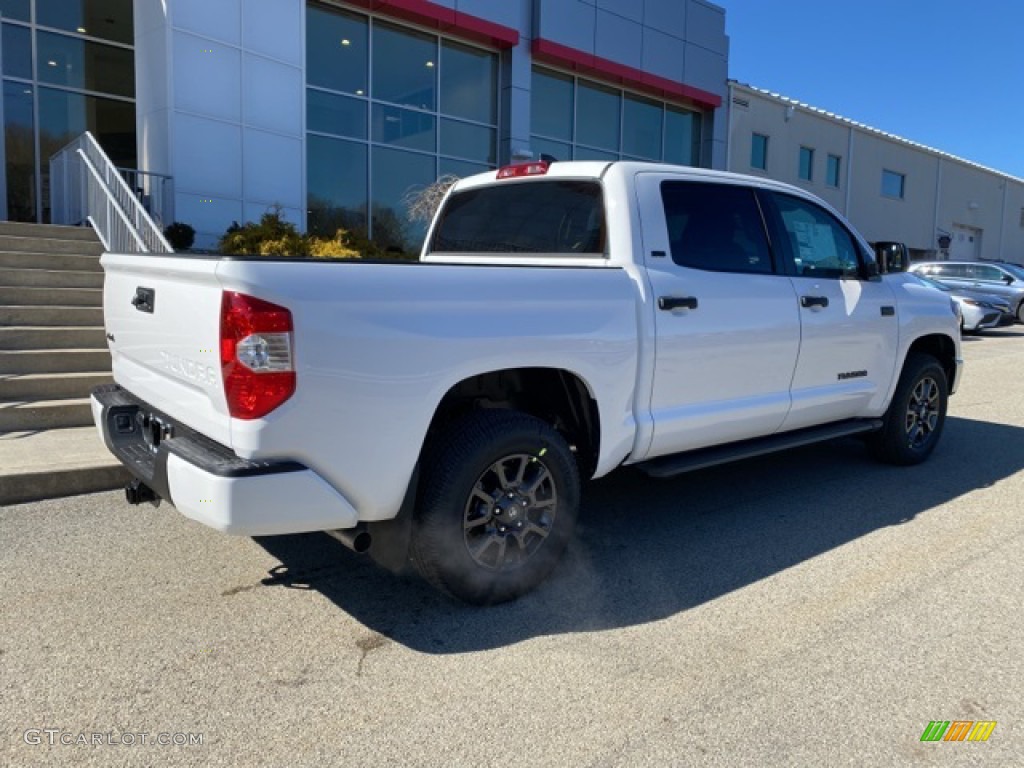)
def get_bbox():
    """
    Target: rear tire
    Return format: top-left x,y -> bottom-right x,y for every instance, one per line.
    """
869,354 -> 948,465
411,410 -> 580,605
1017,302 -> 1024,324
